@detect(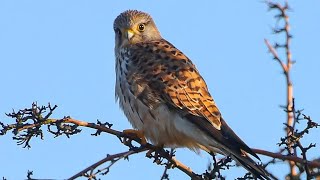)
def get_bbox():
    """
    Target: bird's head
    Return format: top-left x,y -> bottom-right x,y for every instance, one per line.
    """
113,10 -> 162,49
